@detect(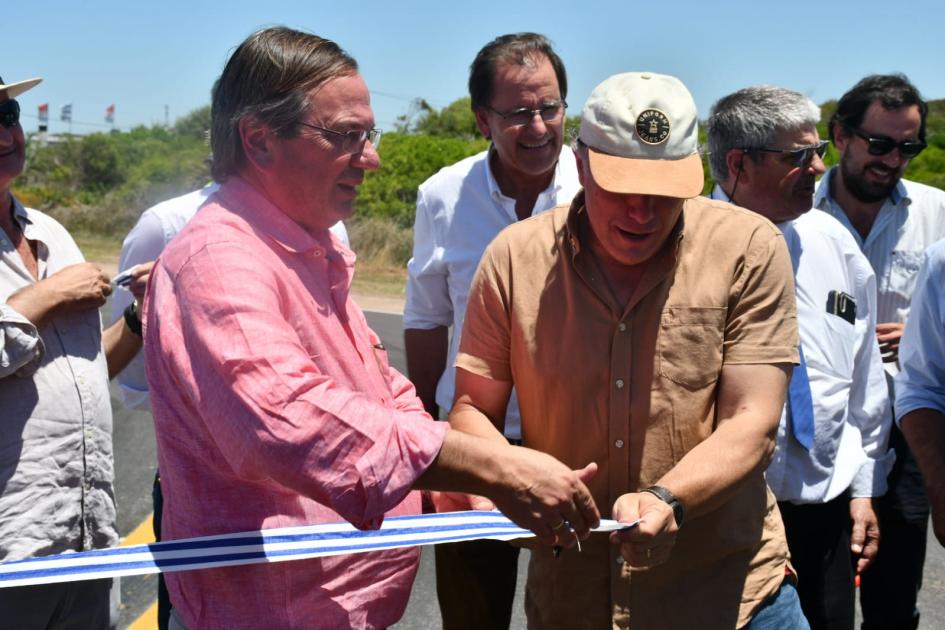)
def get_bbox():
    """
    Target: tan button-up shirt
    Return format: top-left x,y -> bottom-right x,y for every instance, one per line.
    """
457,193 -> 798,629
